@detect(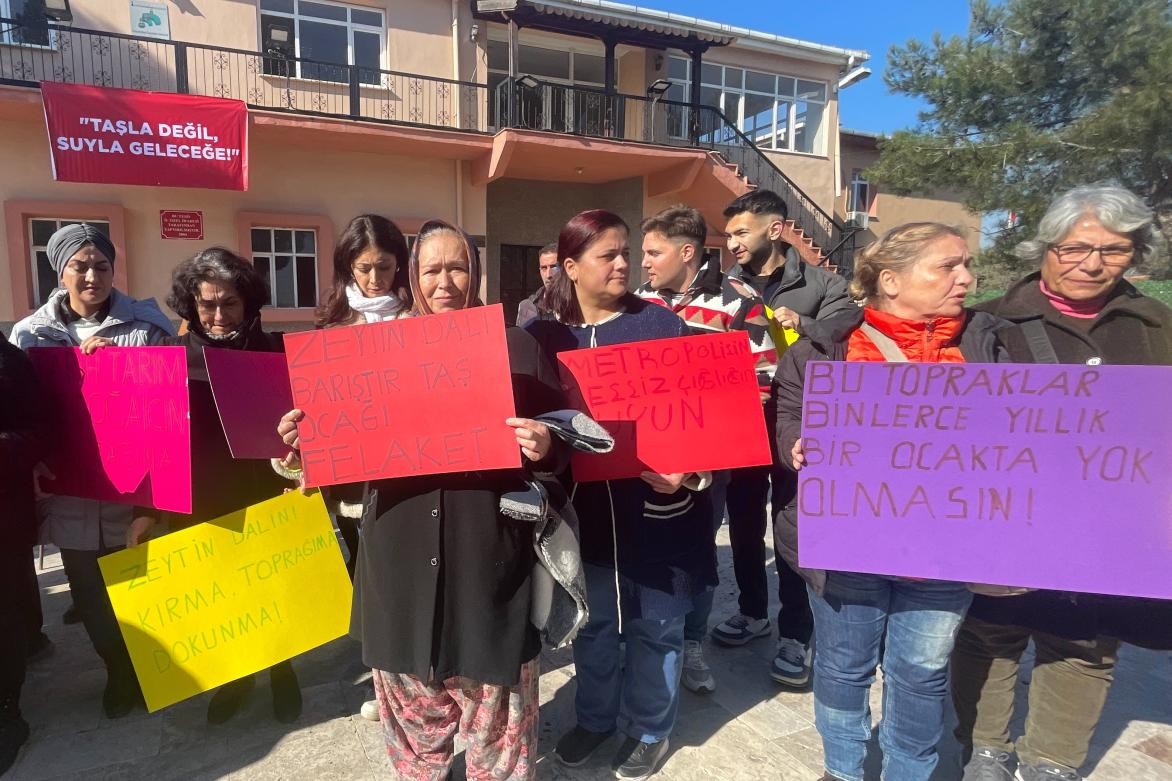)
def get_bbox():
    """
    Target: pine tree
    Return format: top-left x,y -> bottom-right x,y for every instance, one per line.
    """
868,0 -> 1172,284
